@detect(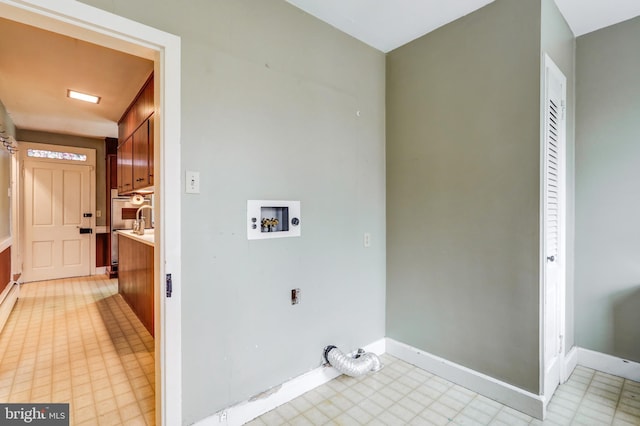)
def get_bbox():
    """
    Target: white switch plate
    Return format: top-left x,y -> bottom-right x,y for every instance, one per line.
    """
96,210 -> 102,218
186,170 -> 200,194
364,232 -> 371,248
